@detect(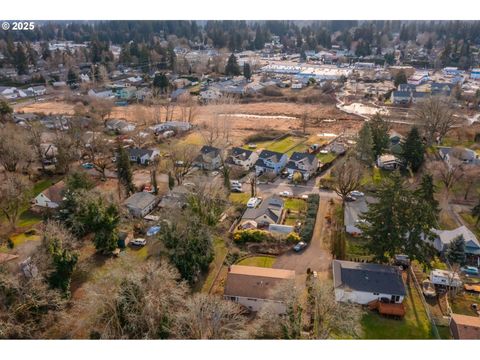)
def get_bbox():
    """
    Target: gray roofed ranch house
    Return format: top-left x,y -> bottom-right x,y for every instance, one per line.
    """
332,260 -> 406,305
124,192 -> 159,218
